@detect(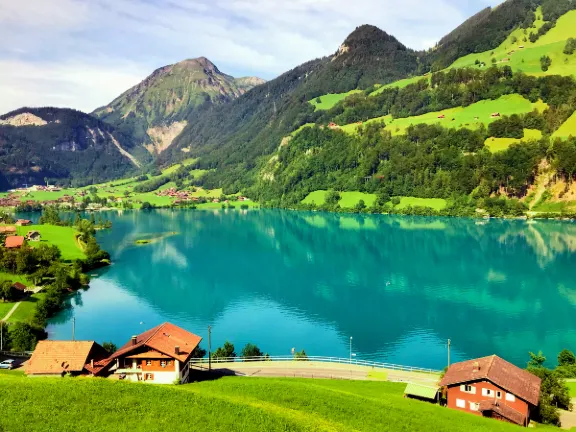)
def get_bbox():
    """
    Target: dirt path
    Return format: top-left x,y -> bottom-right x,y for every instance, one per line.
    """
1,302 -> 21,322
559,398 -> 576,429
530,171 -> 552,210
